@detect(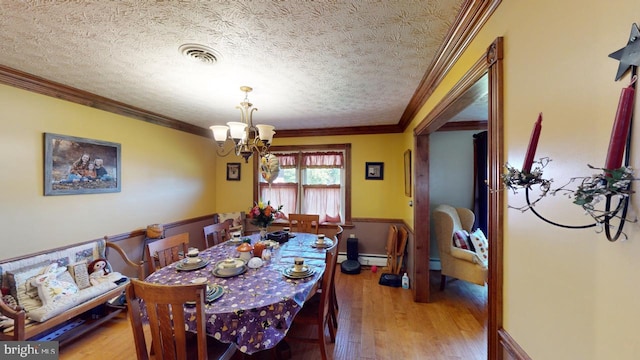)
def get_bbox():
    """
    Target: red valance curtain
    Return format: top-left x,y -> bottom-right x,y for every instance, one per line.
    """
276,153 -> 298,168
301,151 -> 344,168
